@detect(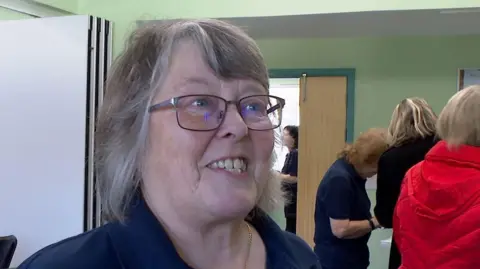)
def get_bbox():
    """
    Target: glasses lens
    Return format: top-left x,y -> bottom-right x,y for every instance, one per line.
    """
176,95 -> 224,130
240,95 -> 282,130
